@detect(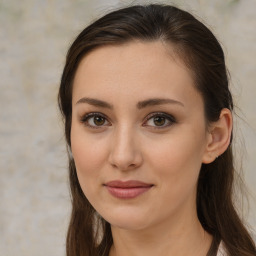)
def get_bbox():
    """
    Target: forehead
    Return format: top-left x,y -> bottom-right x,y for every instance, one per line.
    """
75,41 -> 185,80
72,41 -> 202,110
